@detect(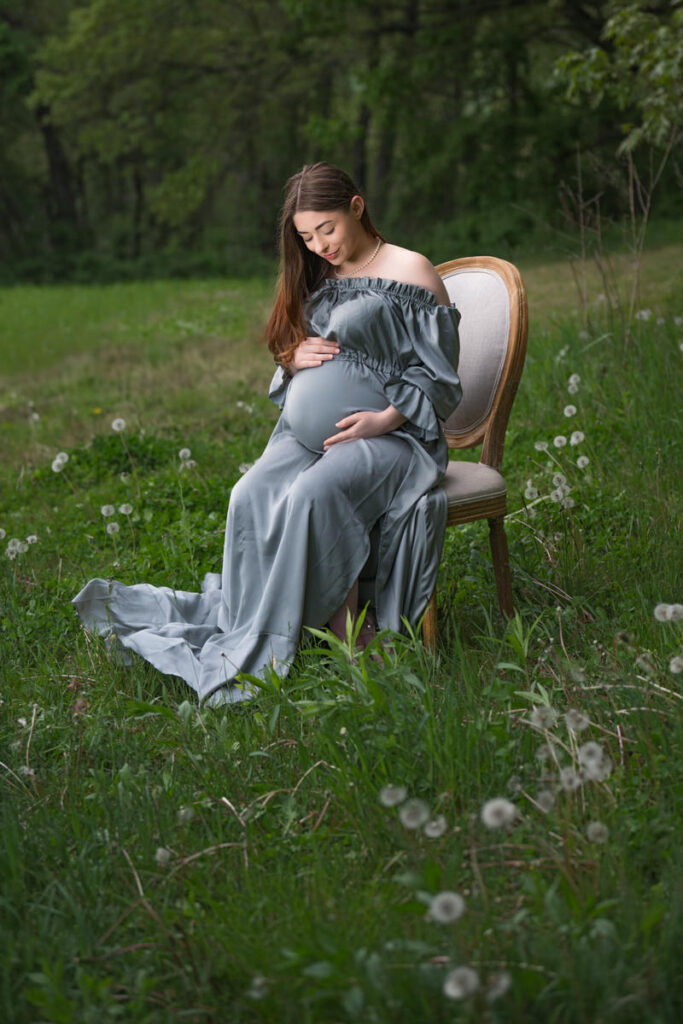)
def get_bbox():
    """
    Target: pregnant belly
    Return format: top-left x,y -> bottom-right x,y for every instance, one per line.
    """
284,358 -> 389,453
